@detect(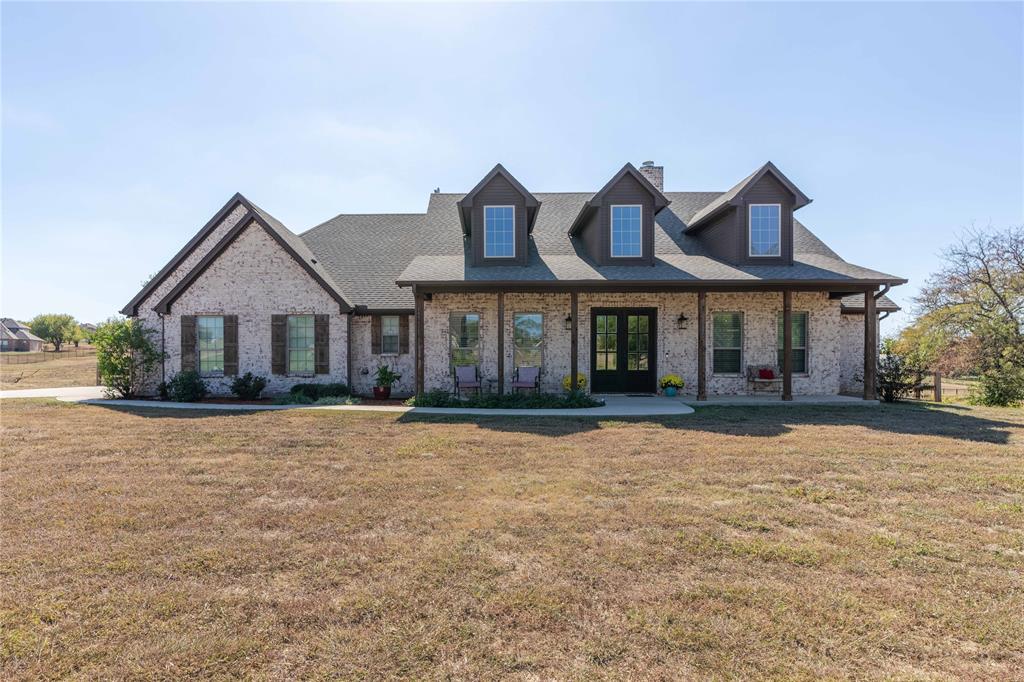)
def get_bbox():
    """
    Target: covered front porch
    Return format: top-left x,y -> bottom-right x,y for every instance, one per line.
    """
411,285 -> 884,402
